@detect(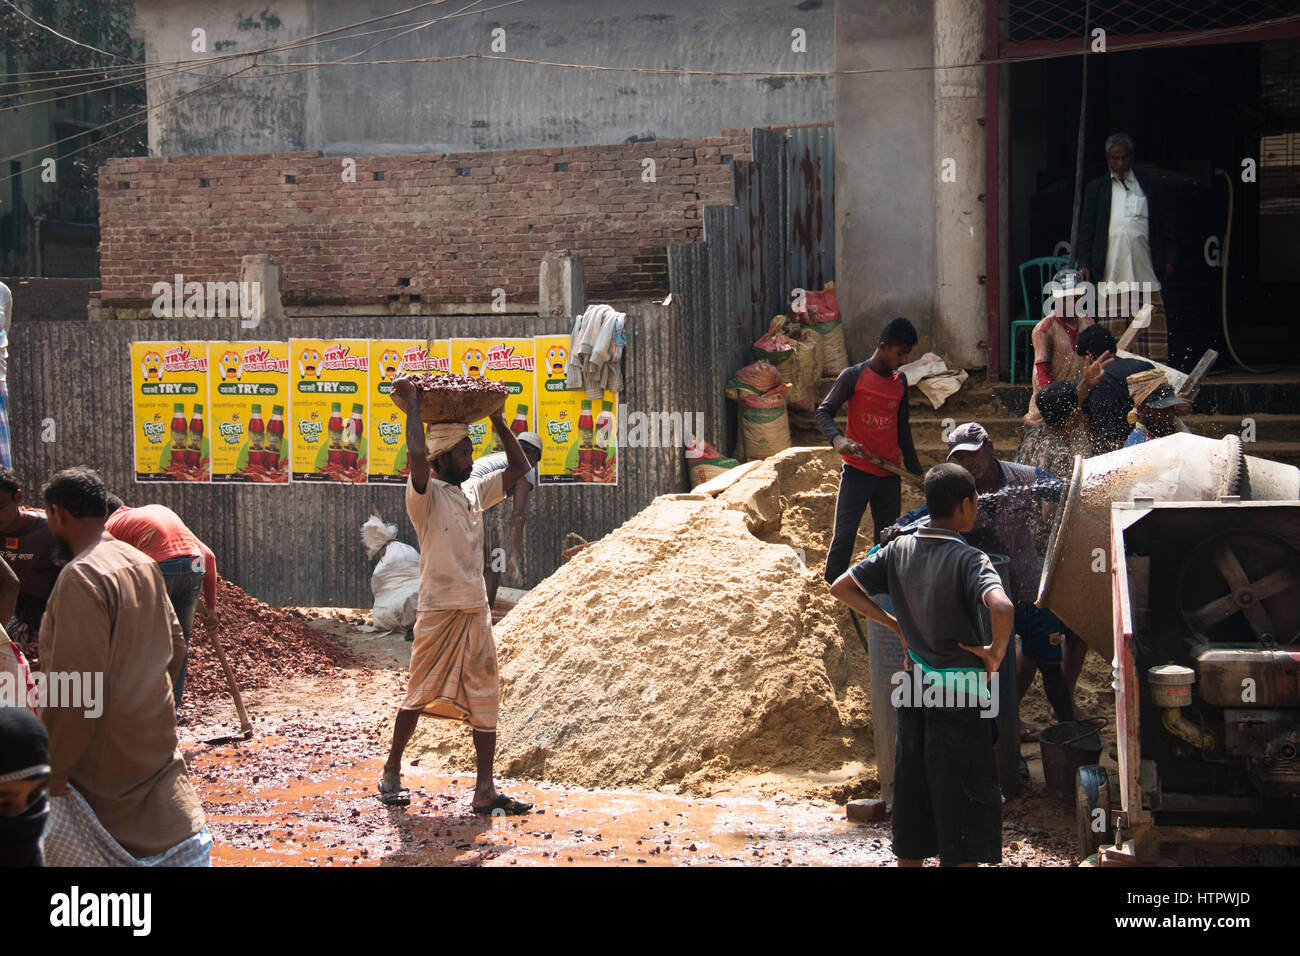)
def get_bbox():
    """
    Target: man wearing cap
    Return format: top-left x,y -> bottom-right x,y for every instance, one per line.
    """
379,373 -> 534,815
1124,369 -> 1190,447
886,424 -> 1076,727
1076,132 -> 1176,362
469,434 -> 544,608
1025,268 -> 1096,427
